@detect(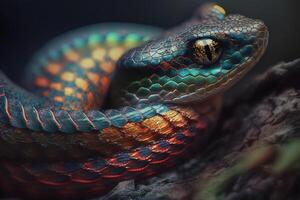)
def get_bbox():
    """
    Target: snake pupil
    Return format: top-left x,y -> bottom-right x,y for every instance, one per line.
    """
204,44 -> 213,61
192,38 -> 222,65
